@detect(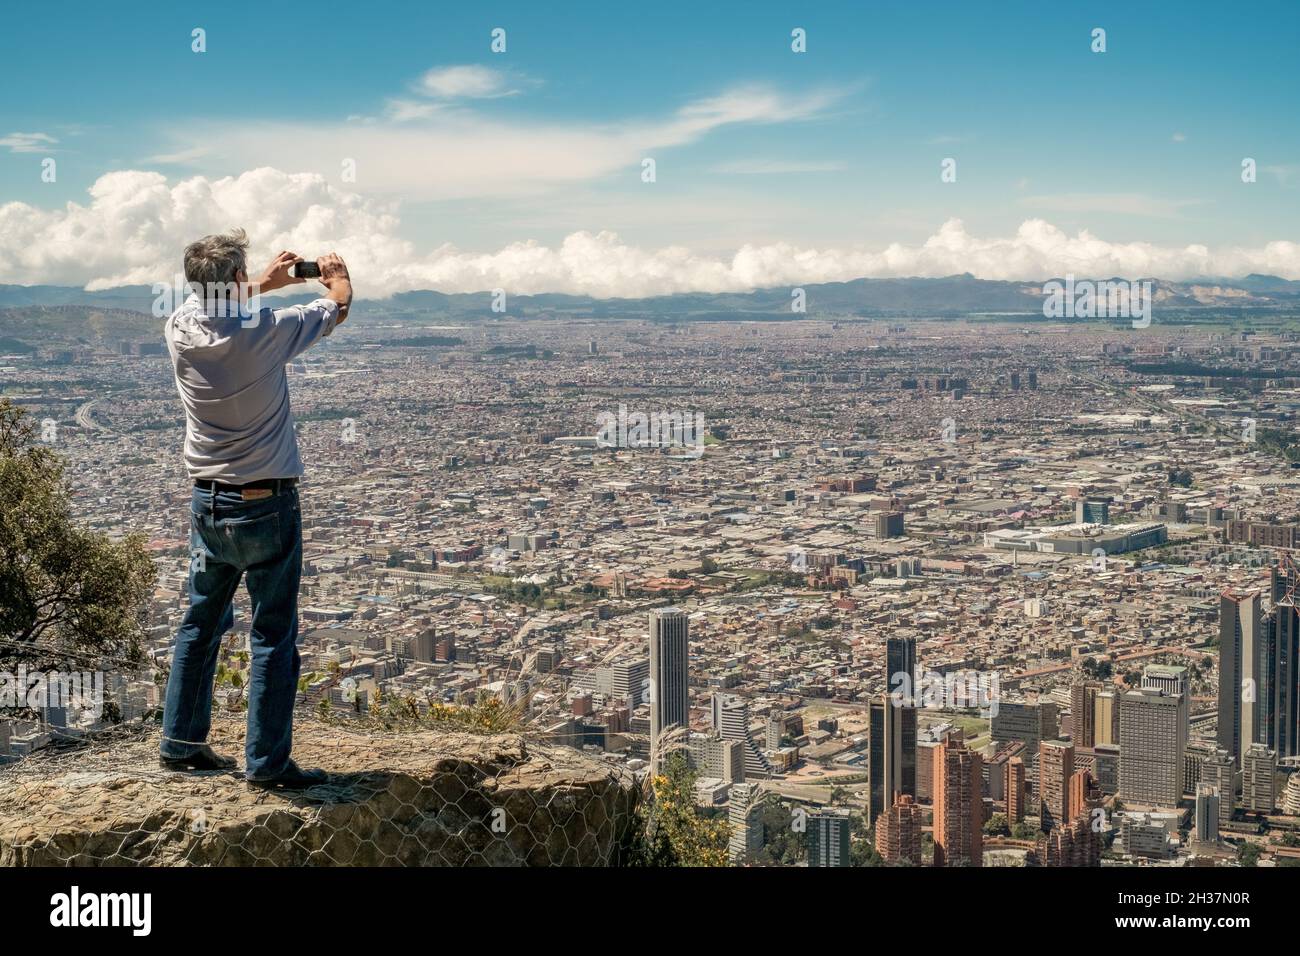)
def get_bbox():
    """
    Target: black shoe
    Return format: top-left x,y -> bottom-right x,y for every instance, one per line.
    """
247,760 -> 328,790
159,744 -> 238,773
